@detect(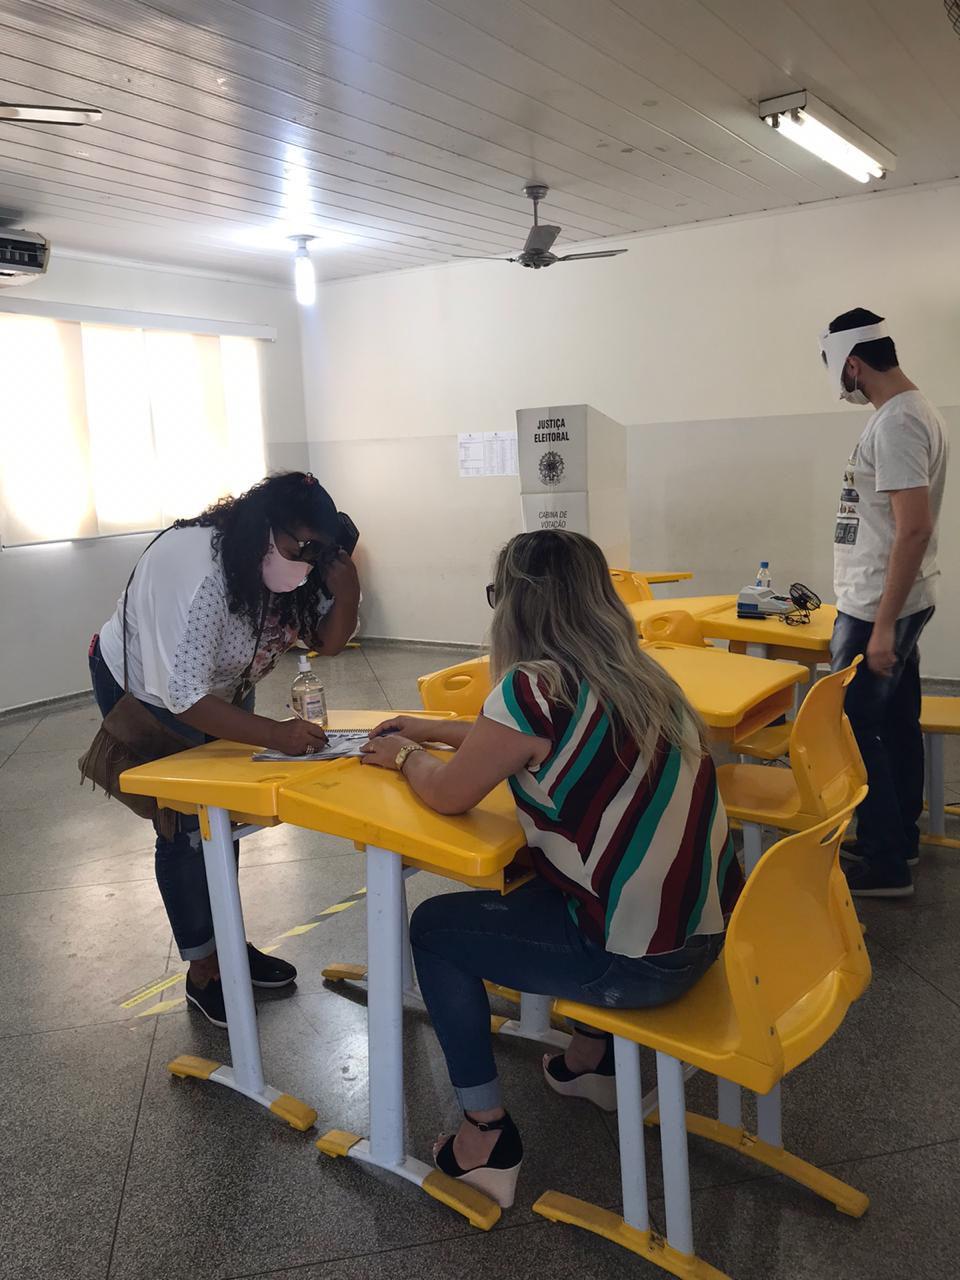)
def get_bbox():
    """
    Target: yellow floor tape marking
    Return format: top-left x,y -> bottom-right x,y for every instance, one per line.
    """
118,887 -> 367,1015
137,996 -> 187,1018
277,921 -> 323,938
121,972 -> 186,1009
